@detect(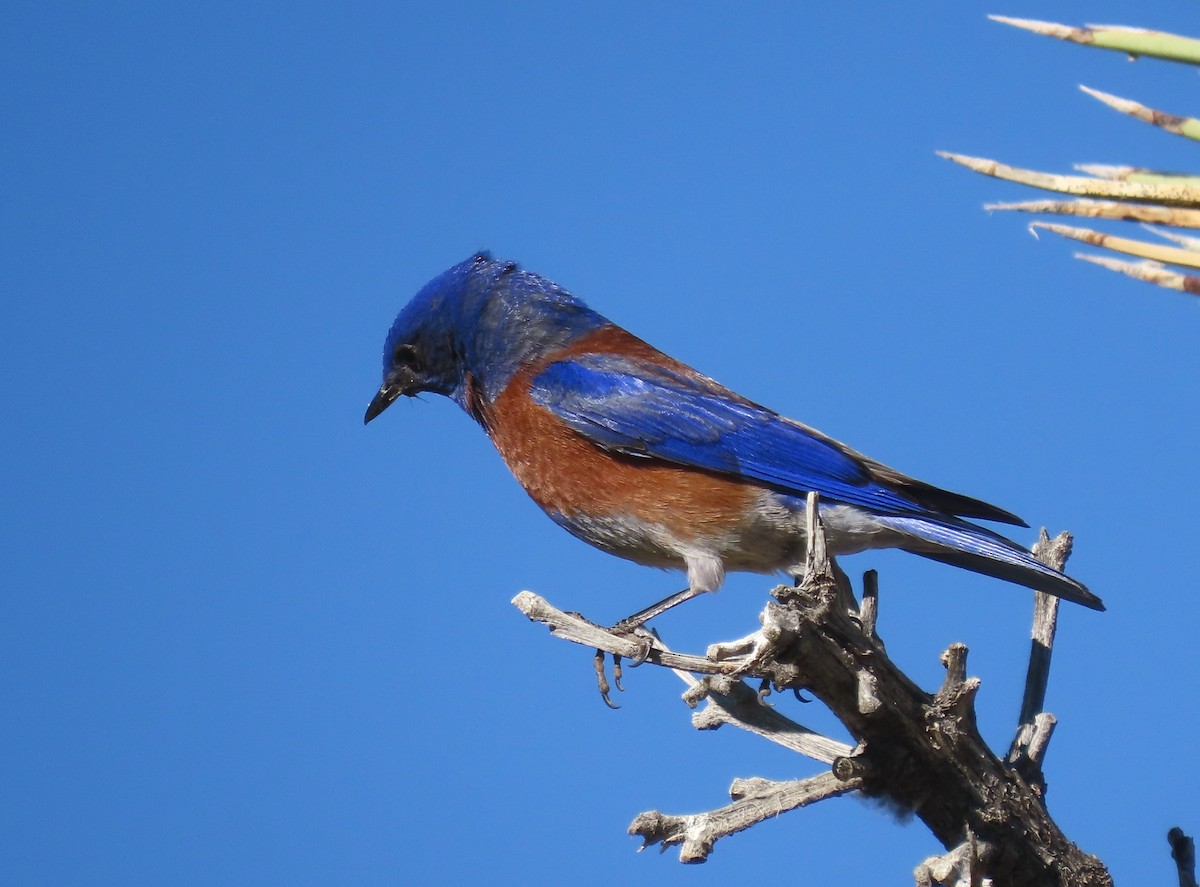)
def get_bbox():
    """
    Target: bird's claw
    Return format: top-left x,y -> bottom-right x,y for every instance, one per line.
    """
626,632 -> 654,667
608,621 -> 657,667
594,648 -> 620,709
592,623 -> 661,706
